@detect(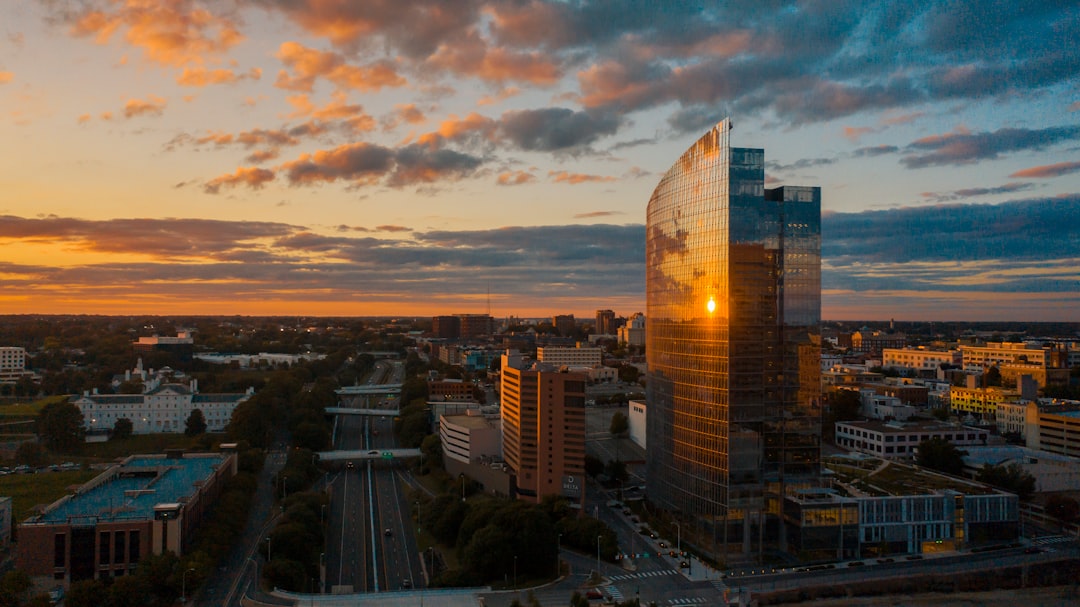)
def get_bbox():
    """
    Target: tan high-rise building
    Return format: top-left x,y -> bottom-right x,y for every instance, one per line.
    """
500,350 -> 587,504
